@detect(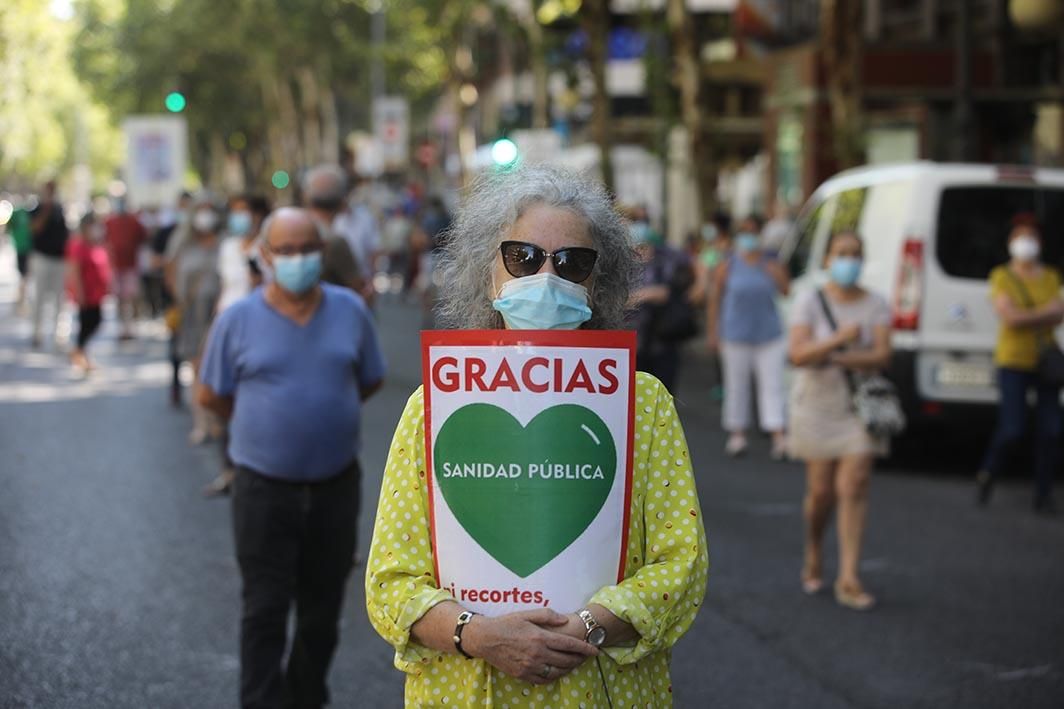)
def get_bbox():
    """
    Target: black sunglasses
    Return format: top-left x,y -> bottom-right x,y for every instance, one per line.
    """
499,240 -> 598,283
